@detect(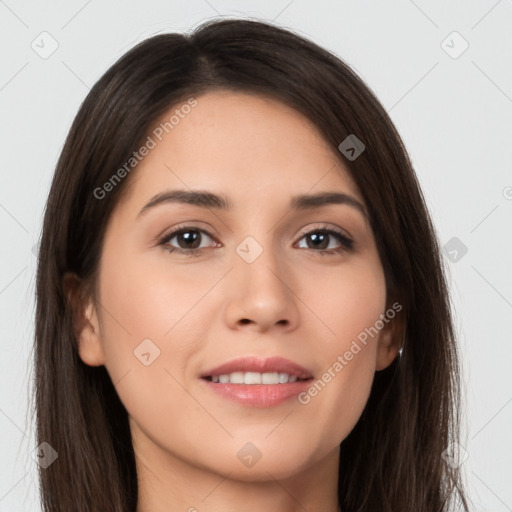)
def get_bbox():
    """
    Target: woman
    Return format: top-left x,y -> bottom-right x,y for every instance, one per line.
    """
33,17 -> 471,512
